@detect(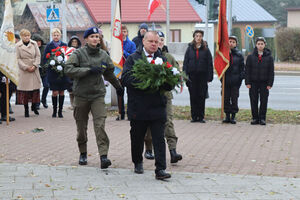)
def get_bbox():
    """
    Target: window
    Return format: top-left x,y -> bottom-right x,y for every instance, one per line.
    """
169,29 -> 181,42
